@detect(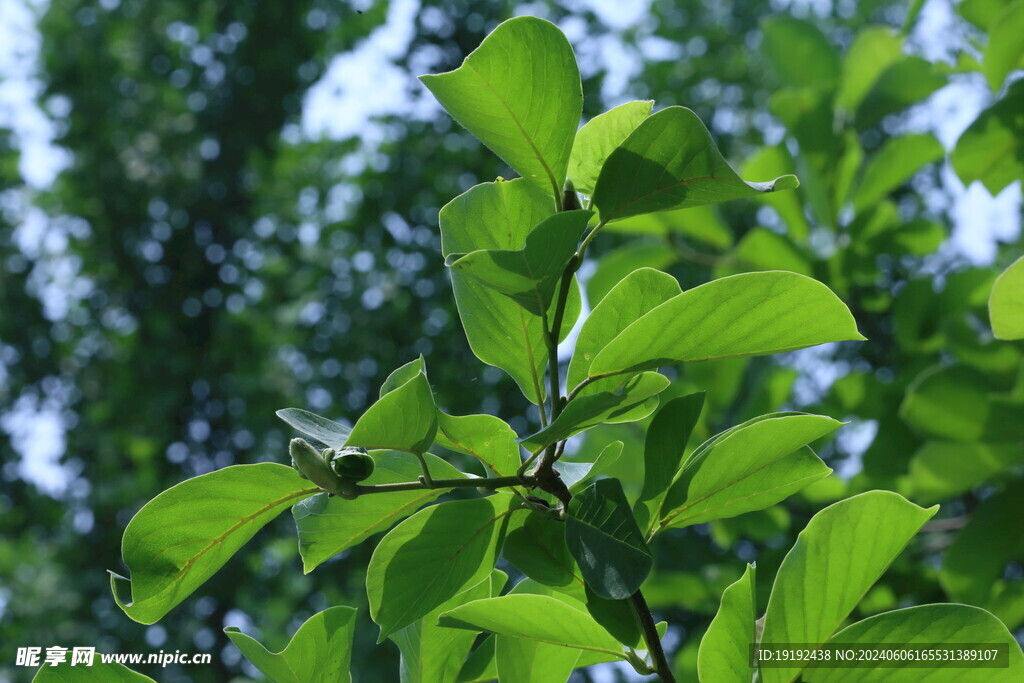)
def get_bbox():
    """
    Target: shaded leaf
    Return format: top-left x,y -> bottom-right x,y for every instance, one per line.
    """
504,510 -> 582,590
566,478 -> 652,600
761,16 -> 840,91
420,16 -> 581,196
852,134 -> 944,211
111,464 -> 317,624
908,441 -> 1024,505
293,452 -> 466,573
855,56 -> 946,129
589,271 -> 864,378
568,100 -> 652,195
951,79 -> 1024,194
983,0 -> 1024,90
367,495 -> 513,639
698,564 -> 757,683
446,210 -> 591,316
225,606 -> 357,683
593,107 -> 798,222
760,491 -> 937,683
